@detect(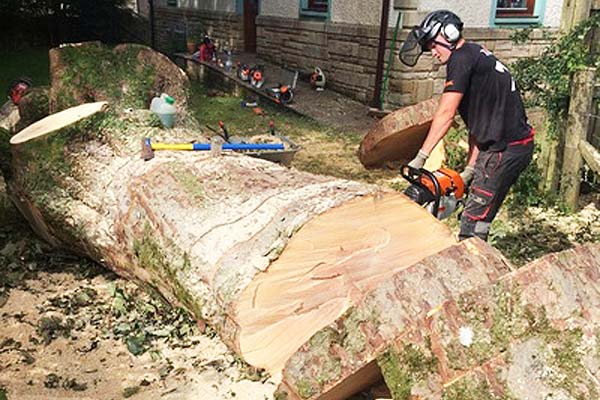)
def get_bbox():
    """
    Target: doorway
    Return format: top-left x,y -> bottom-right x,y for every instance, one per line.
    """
243,0 -> 258,52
